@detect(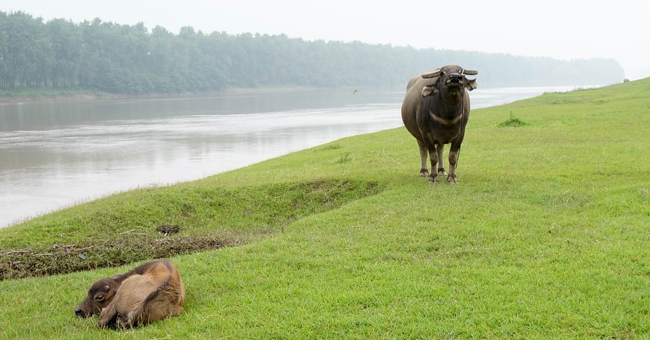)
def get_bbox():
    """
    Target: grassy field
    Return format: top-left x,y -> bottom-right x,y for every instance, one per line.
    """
1,78 -> 649,339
